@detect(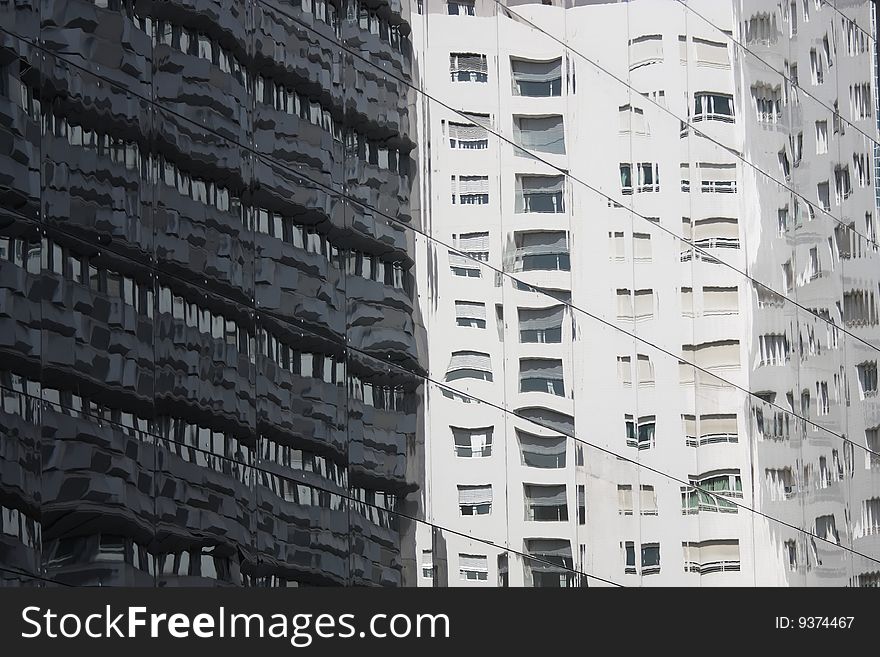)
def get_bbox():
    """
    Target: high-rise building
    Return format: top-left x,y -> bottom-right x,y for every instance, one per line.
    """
3,0 -> 880,590
0,0 -> 423,586
411,0 -> 880,586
